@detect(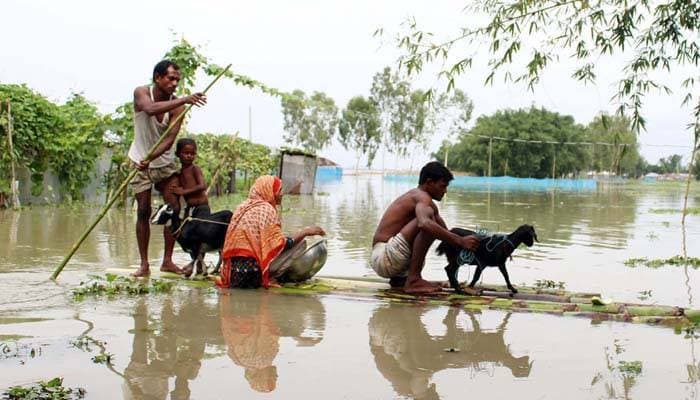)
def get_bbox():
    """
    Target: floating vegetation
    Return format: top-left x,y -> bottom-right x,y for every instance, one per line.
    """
3,377 -> 85,400
72,273 -> 175,300
0,317 -> 50,325
69,335 -> 103,352
625,256 -> 700,269
637,290 -> 653,301
1,341 -> 42,360
649,207 -> 700,215
534,279 -> 566,289
91,353 -> 114,364
618,360 -> 643,376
